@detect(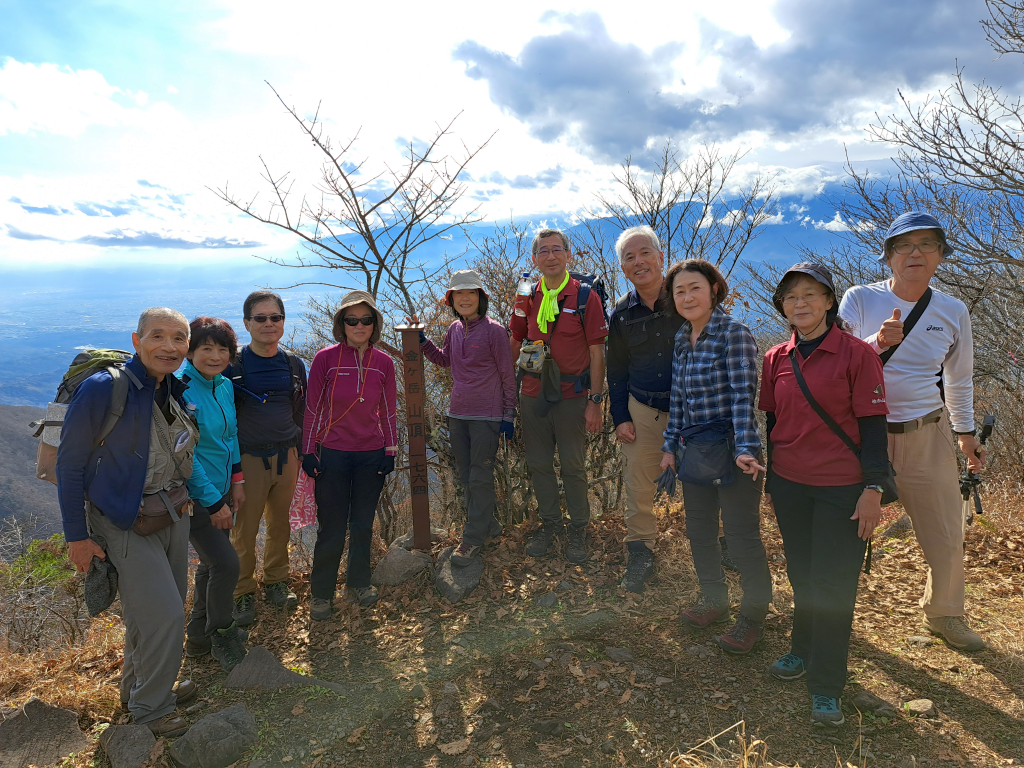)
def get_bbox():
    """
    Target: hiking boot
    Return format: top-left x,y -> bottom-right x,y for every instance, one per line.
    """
924,615 -> 986,651
811,695 -> 845,726
719,536 -> 739,573
145,713 -> 189,738
185,633 -> 211,658
525,523 -> 561,558
210,624 -> 248,672
620,541 -> 655,593
680,594 -> 730,629
233,593 -> 256,628
565,525 -> 589,564
451,541 -> 483,567
770,653 -> 807,681
173,679 -> 198,707
486,521 -> 504,544
310,597 -> 334,621
717,614 -> 763,655
349,586 -> 379,607
265,581 -> 298,611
